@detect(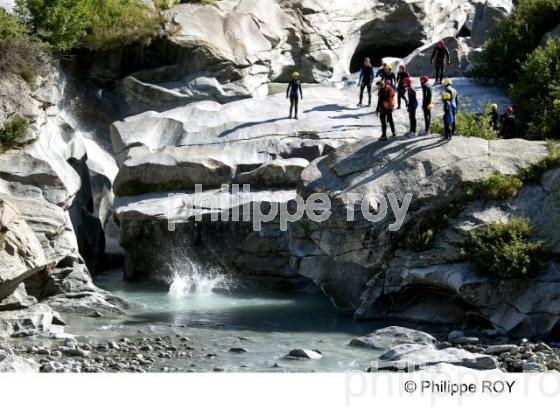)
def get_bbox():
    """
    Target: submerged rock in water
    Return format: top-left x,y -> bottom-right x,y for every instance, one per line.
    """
284,349 -> 323,360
